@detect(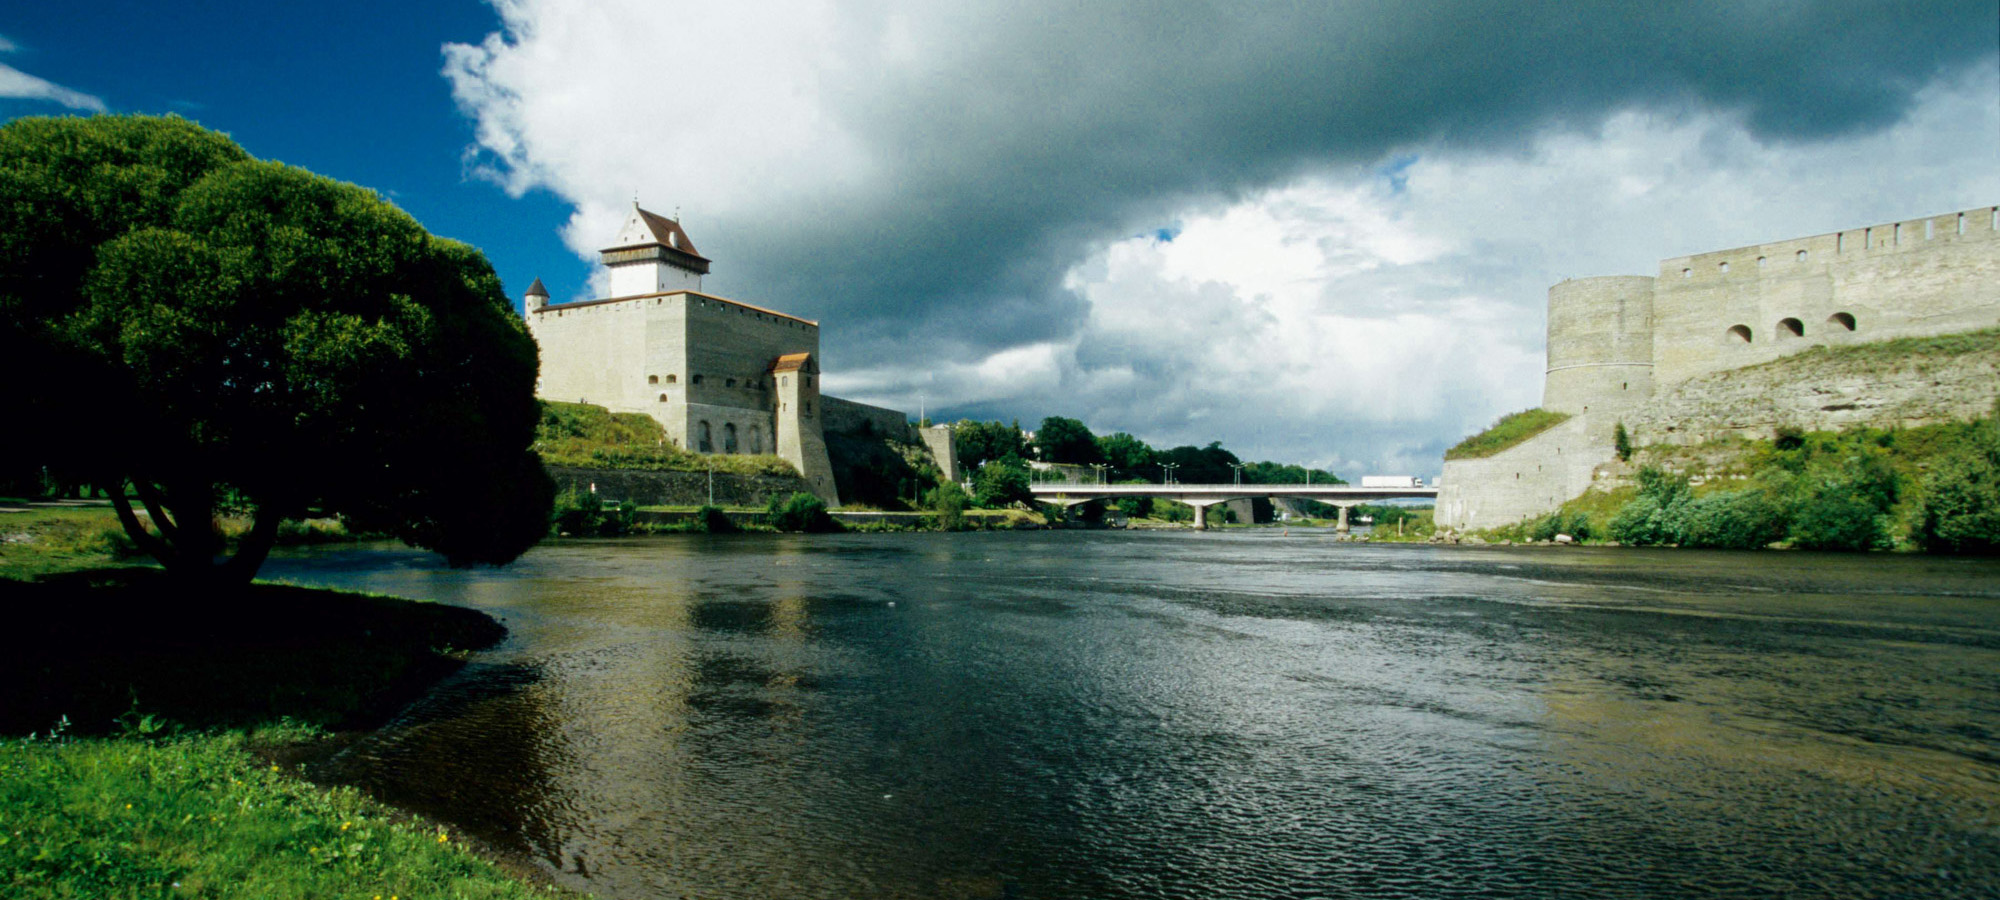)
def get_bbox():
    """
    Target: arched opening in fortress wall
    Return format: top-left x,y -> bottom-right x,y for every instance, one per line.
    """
1726,324 -> 1752,343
